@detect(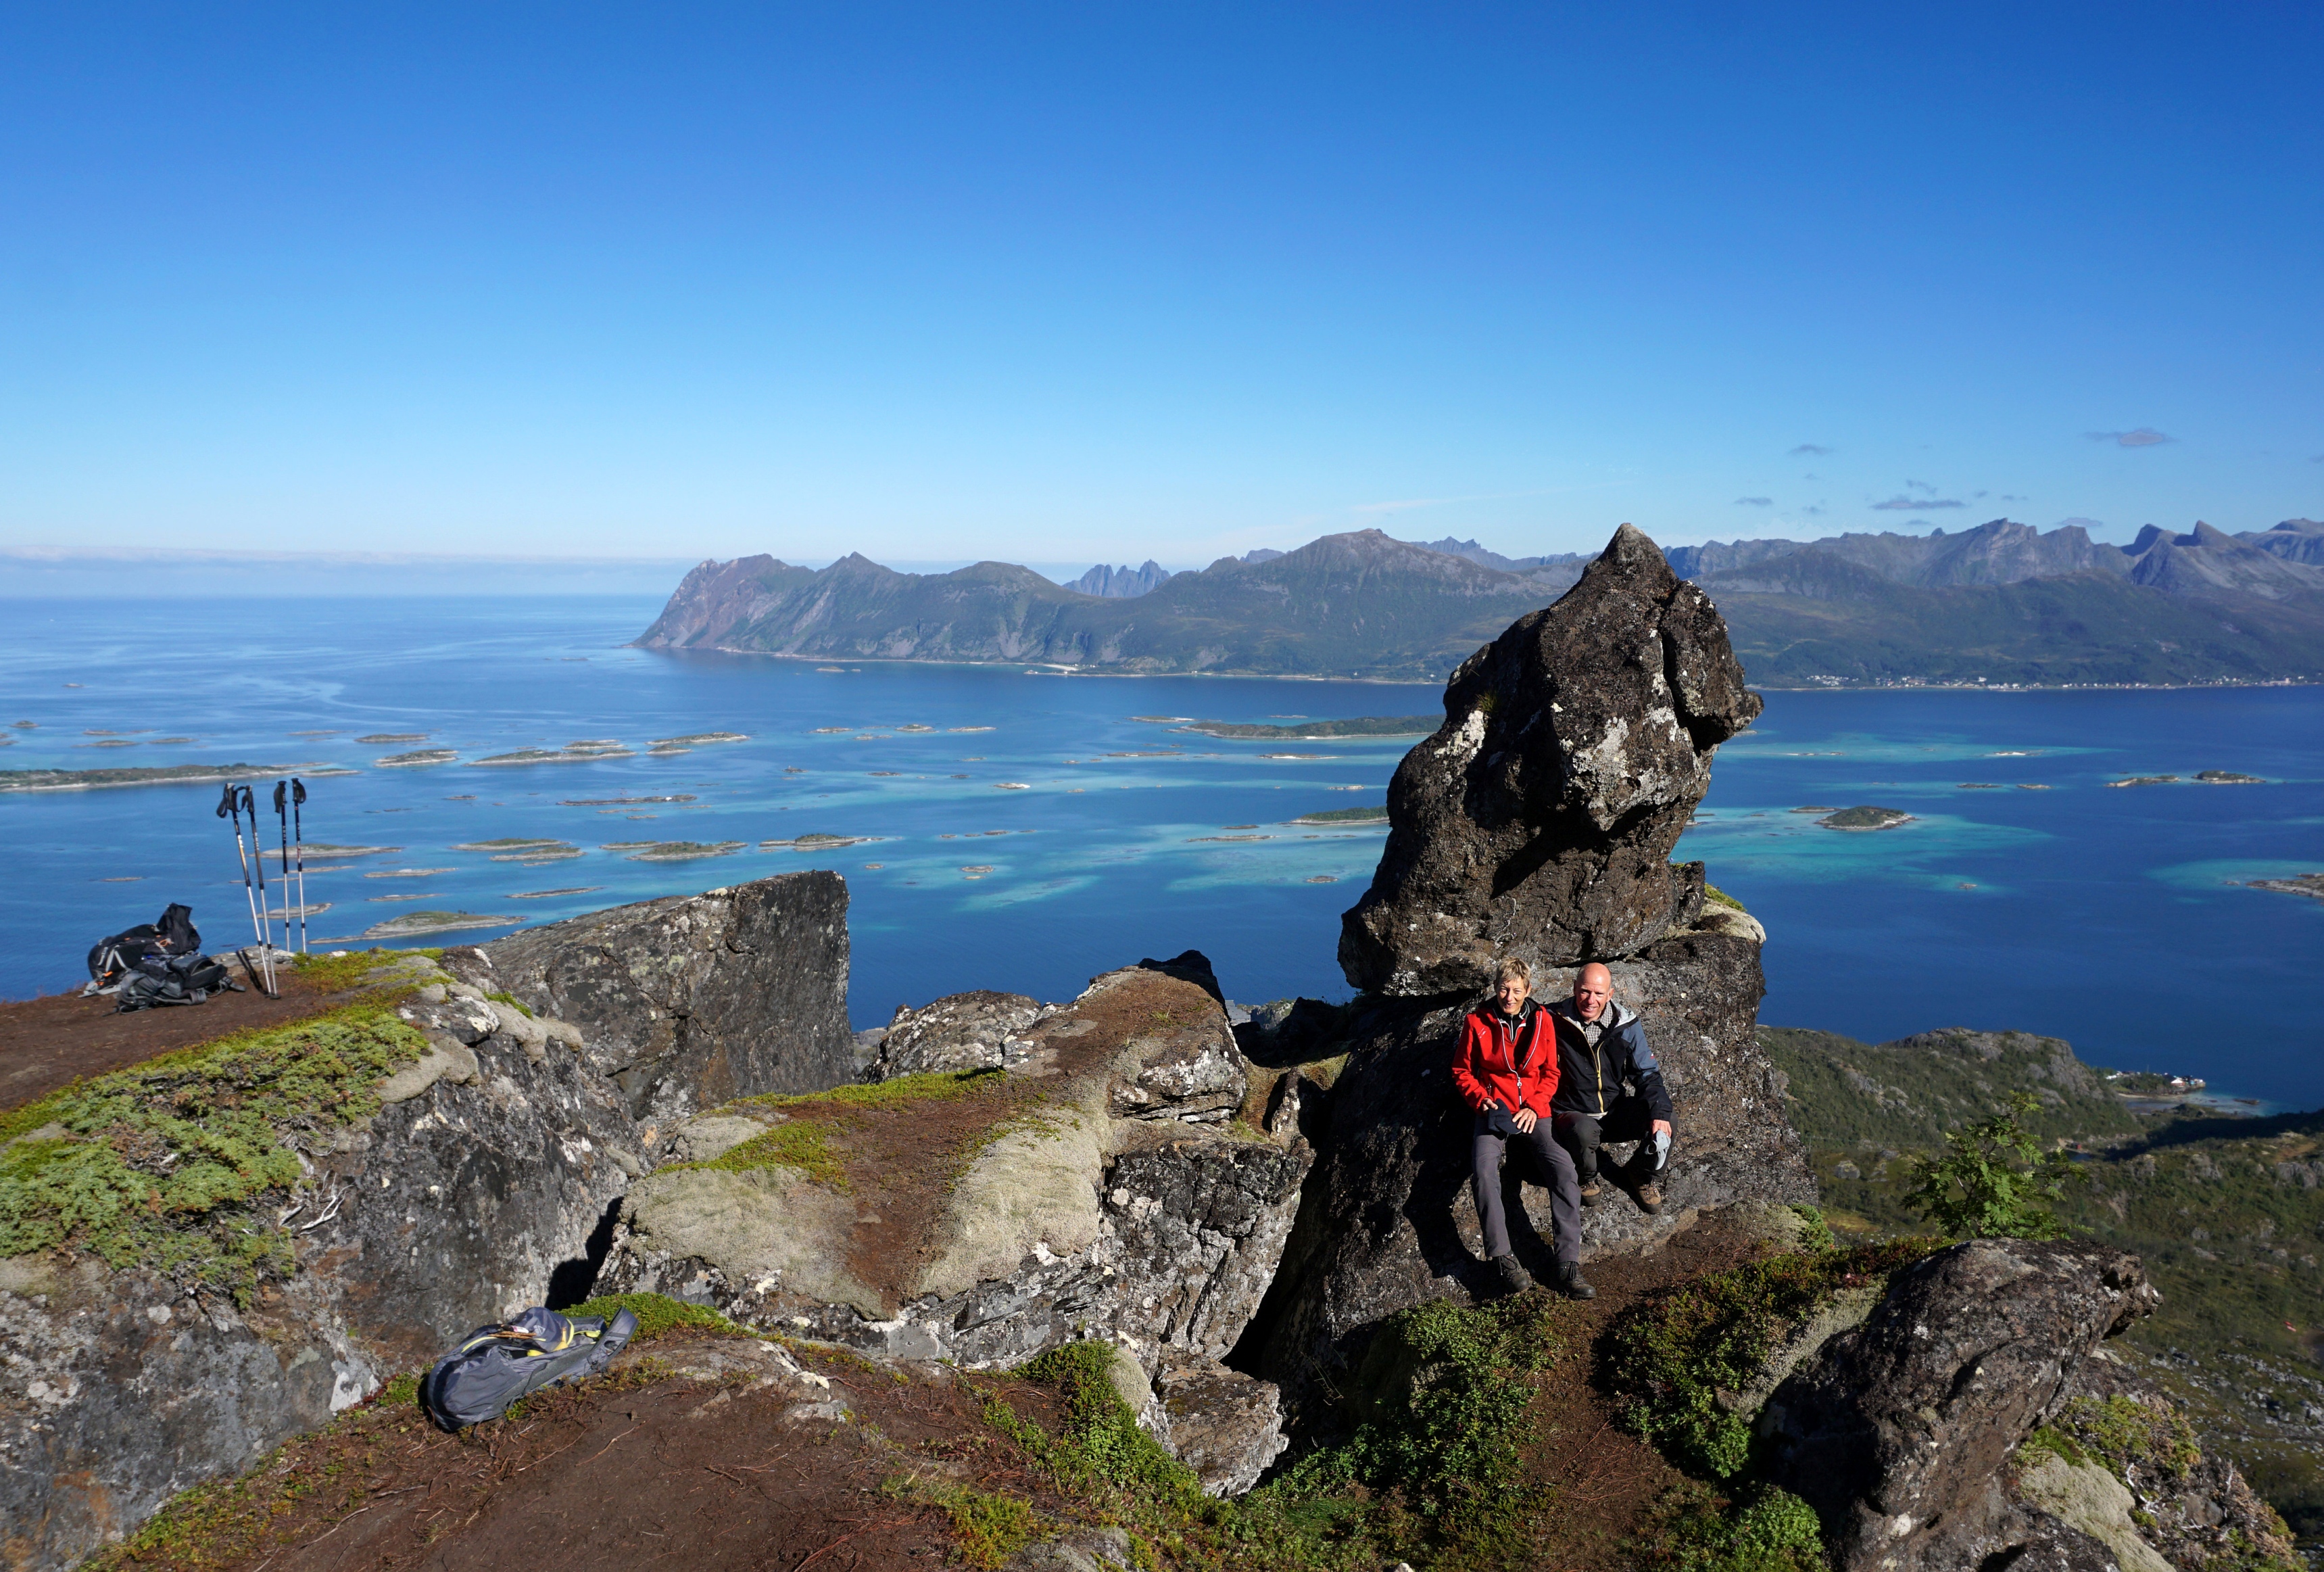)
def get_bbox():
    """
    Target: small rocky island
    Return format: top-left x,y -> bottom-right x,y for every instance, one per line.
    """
1818,804 -> 1914,830
2246,872 -> 2324,902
